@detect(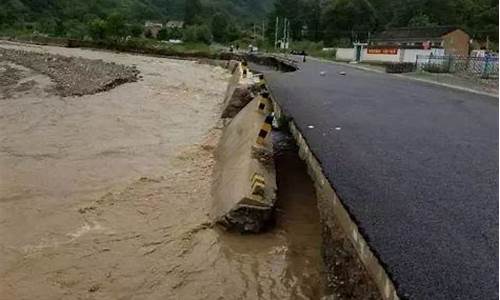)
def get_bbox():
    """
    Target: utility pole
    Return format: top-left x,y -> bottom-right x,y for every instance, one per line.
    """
283,17 -> 287,49
287,19 -> 290,48
262,21 -> 265,39
274,17 -> 279,49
